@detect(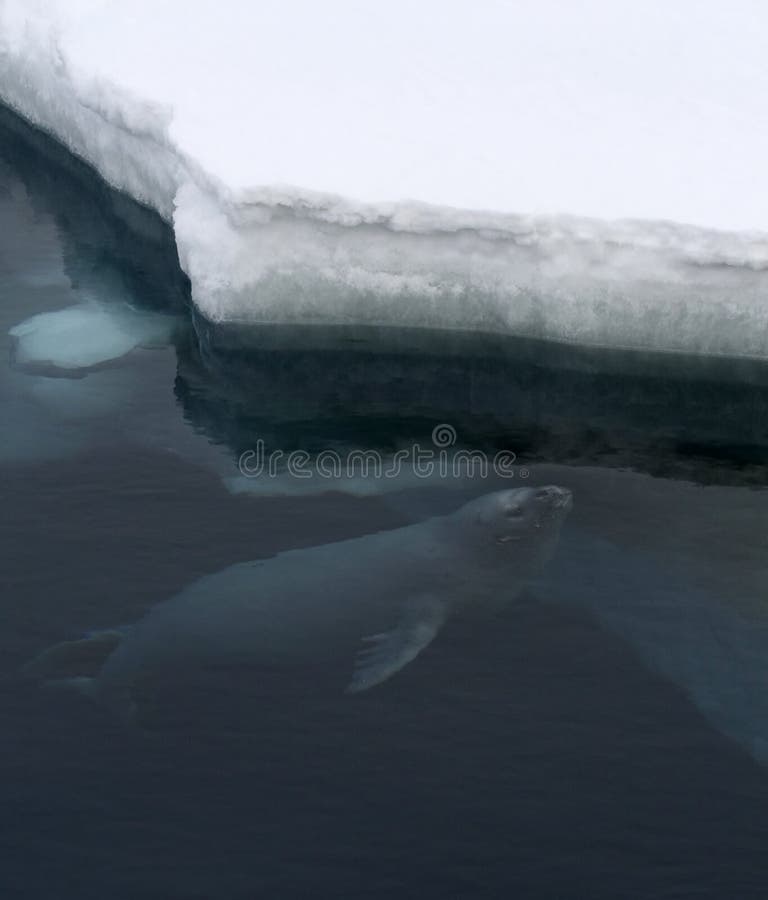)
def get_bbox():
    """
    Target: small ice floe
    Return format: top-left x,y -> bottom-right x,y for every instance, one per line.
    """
9,301 -> 175,375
